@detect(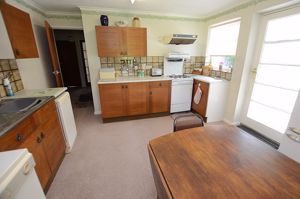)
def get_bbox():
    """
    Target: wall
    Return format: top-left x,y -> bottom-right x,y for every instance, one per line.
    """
47,16 -> 83,30
5,0 -> 55,89
81,10 -> 206,114
203,0 -> 295,124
